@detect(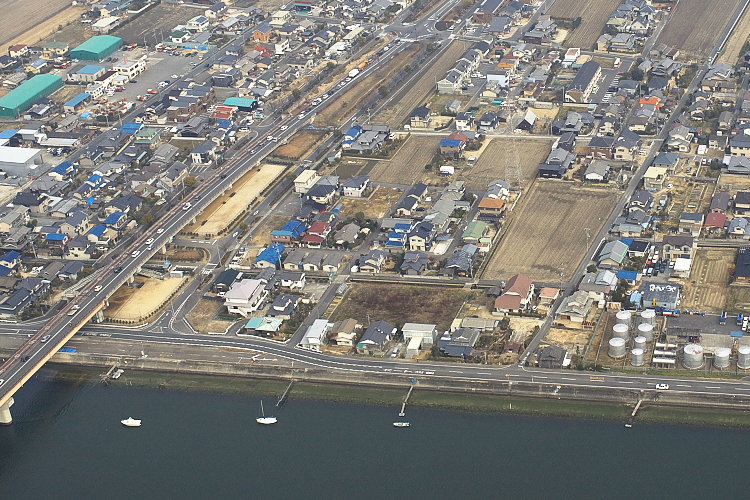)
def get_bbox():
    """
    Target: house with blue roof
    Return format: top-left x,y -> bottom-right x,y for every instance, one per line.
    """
617,270 -> 640,286
271,220 -> 307,244
386,230 -> 407,248
85,173 -> 104,188
48,161 -> 77,181
0,250 -> 21,269
104,211 -> 127,229
86,224 -> 110,247
344,125 -> 362,141
439,138 -> 465,159
255,243 -> 285,269
0,265 -> 12,277
63,92 -> 91,113
121,122 -> 142,134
